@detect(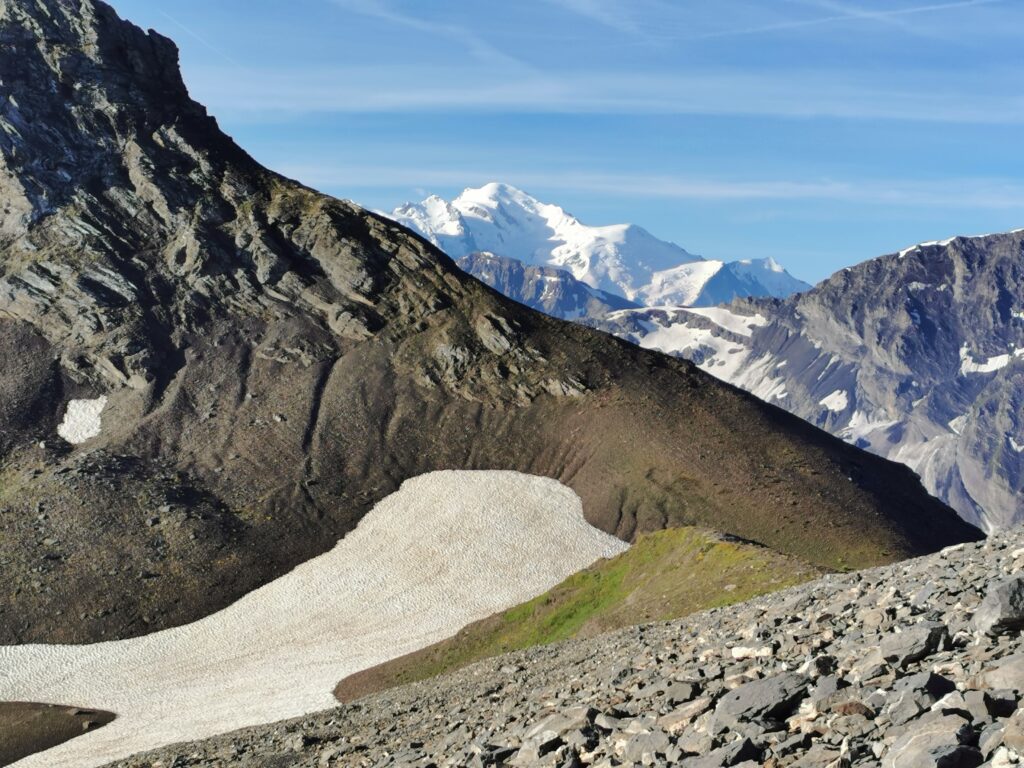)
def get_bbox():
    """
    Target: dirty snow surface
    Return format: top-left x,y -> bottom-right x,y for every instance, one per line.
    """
55,396 -> 107,444
0,471 -> 628,768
